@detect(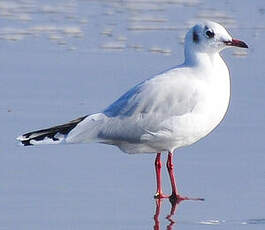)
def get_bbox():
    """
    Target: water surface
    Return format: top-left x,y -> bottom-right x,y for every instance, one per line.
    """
1,0 -> 264,229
